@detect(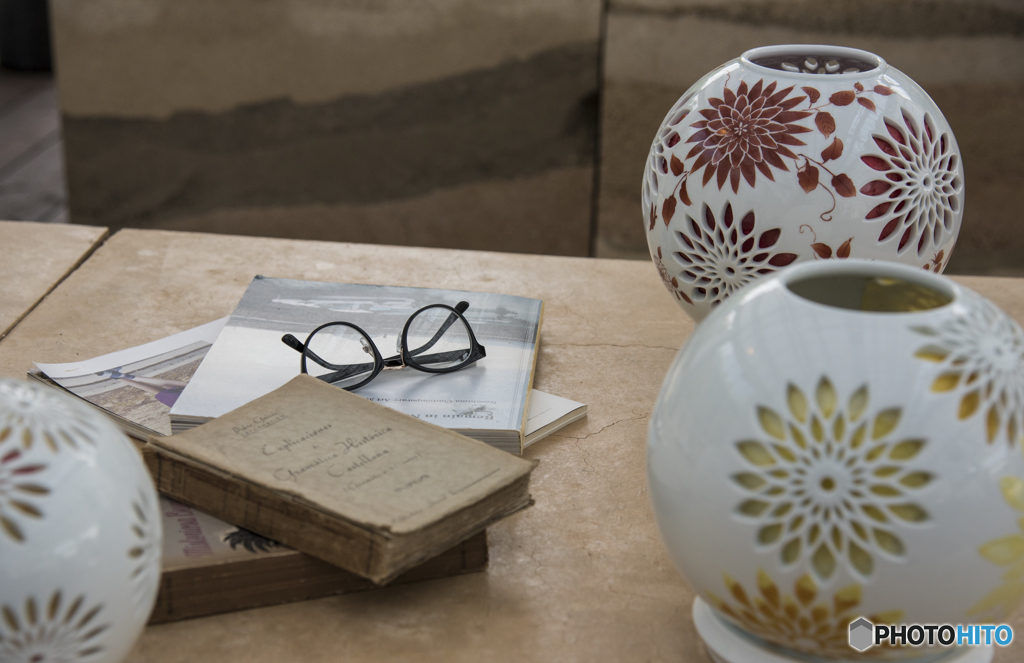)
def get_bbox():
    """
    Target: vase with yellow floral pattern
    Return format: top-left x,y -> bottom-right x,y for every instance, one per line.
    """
648,259 -> 1023,662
